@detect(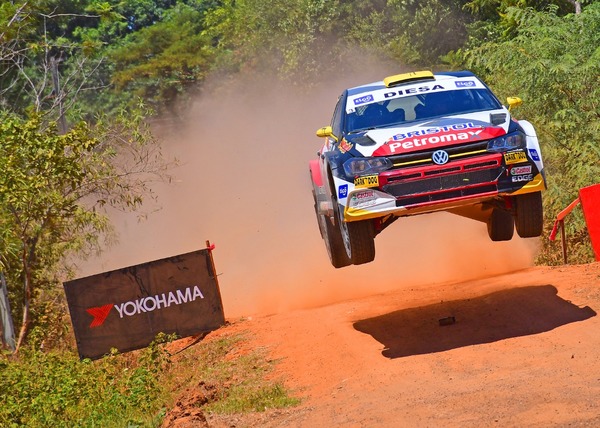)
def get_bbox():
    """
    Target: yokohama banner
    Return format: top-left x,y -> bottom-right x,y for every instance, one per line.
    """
64,248 -> 225,360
